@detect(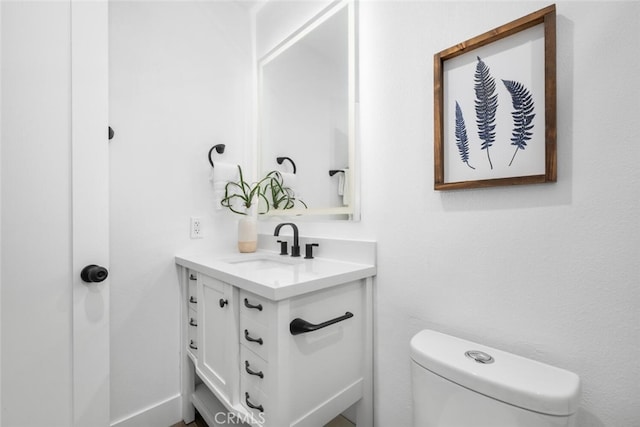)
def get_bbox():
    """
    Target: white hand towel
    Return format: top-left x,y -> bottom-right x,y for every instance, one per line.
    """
209,163 -> 239,210
337,172 -> 345,196
340,168 -> 350,206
